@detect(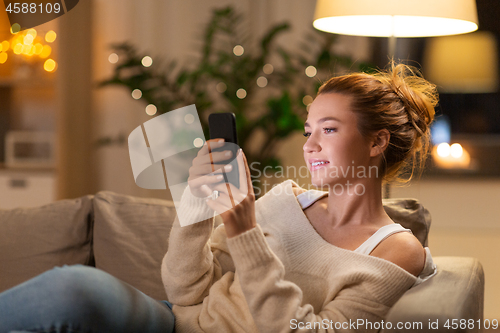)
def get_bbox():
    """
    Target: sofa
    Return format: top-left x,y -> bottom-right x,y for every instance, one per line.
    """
0,191 -> 484,332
